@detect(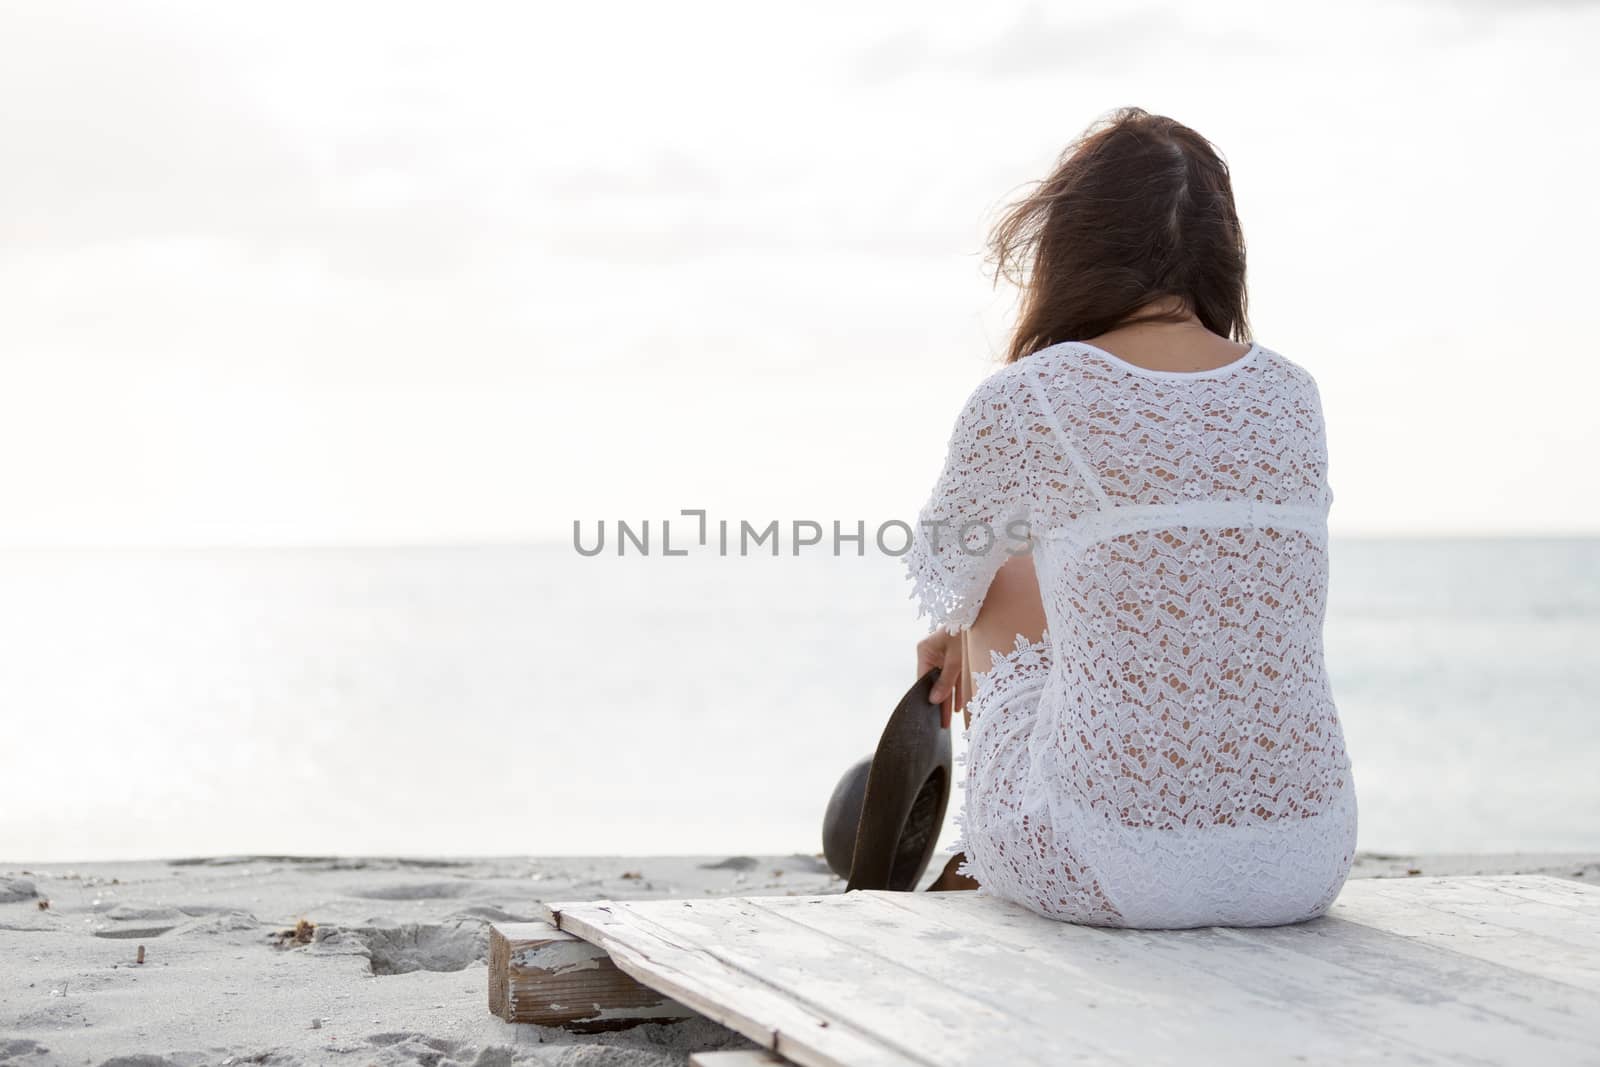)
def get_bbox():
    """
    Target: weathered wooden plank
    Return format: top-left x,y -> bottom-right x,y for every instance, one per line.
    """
1133,918 -> 1598,1066
909,887 -> 1600,1064
878,892 -> 1508,1065
758,891 -> 1380,1064
598,895 -> 1082,1067
551,902 -> 915,1067
819,891 -> 1508,1063
1347,876 -> 1600,948
846,886 -> 1600,1065
1330,878 -> 1600,994
1220,914 -> 1600,1051
689,1051 -> 788,1067
550,878 -> 1600,1067
1451,873 -> 1600,910
487,921 -> 690,1030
